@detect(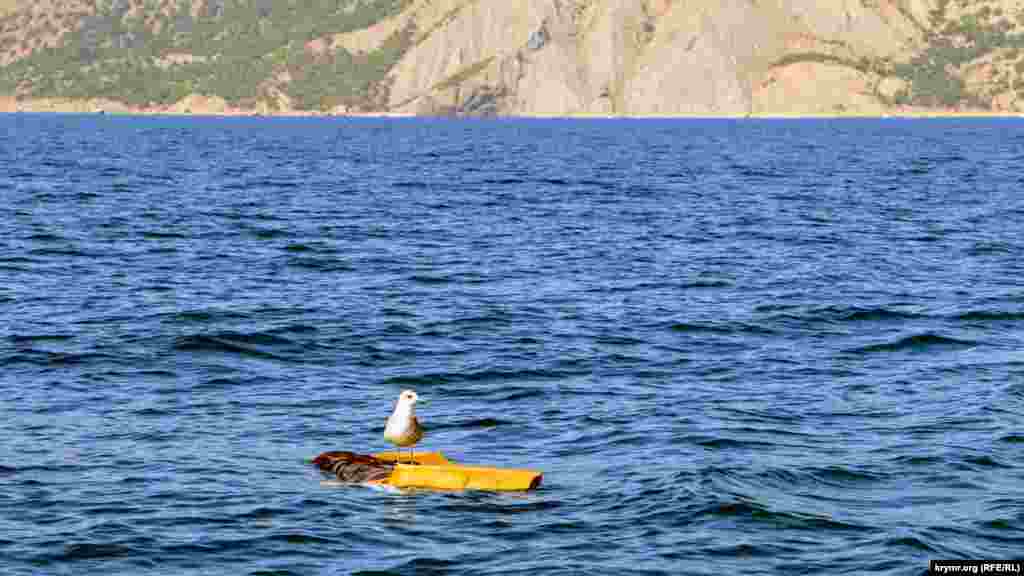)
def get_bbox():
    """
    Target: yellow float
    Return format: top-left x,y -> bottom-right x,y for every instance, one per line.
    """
312,450 -> 543,492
